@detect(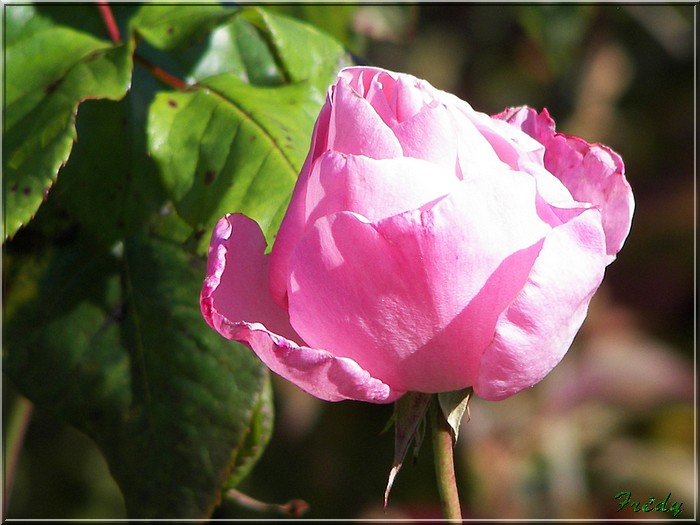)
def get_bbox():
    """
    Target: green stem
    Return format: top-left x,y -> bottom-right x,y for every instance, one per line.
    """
430,398 -> 462,521
4,396 -> 34,512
